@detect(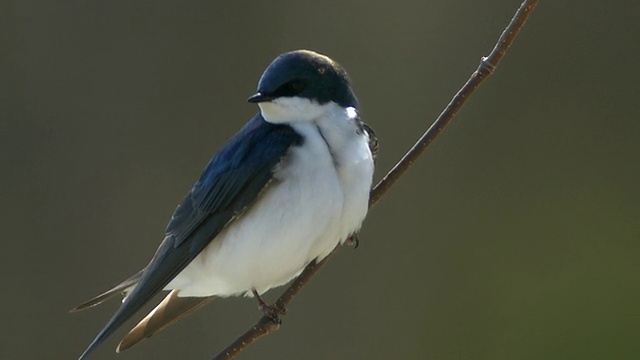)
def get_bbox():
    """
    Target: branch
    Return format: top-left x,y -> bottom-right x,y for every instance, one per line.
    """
213,1 -> 539,358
